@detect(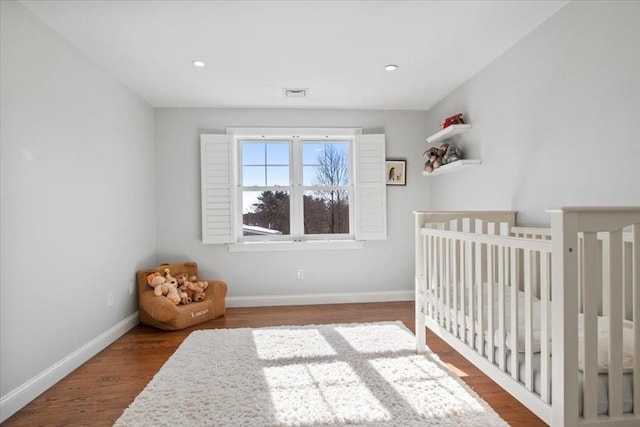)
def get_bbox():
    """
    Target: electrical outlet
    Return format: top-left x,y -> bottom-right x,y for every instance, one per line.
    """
297,269 -> 304,279
107,292 -> 114,306
129,282 -> 134,295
